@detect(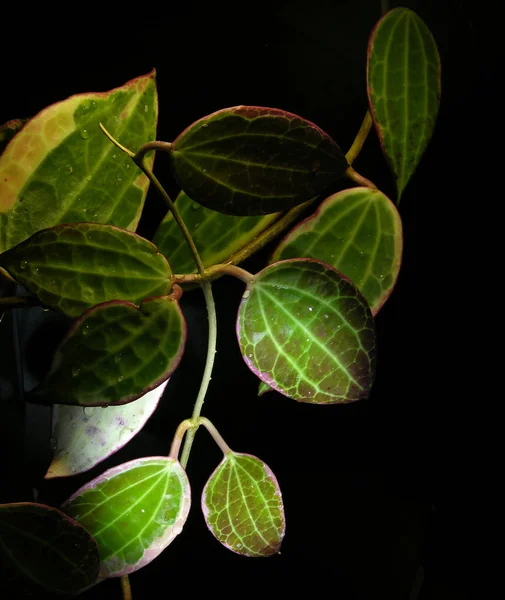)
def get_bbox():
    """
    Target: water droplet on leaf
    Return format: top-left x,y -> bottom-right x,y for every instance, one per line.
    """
84,407 -> 95,417
118,375 -> 124,382
80,129 -> 90,139
19,260 -> 28,270
191,202 -> 200,210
